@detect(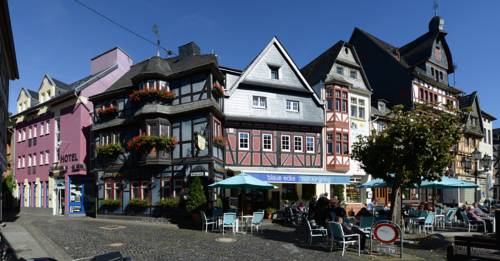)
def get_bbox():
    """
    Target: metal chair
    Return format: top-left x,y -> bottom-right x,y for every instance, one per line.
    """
222,213 -> 237,235
359,216 -> 374,234
444,208 -> 457,228
250,211 -> 265,234
328,221 -> 360,256
201,211 -> 216,233
418,212 -> 435,234
305,219 -> 327,246
459,211 -> 486,233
